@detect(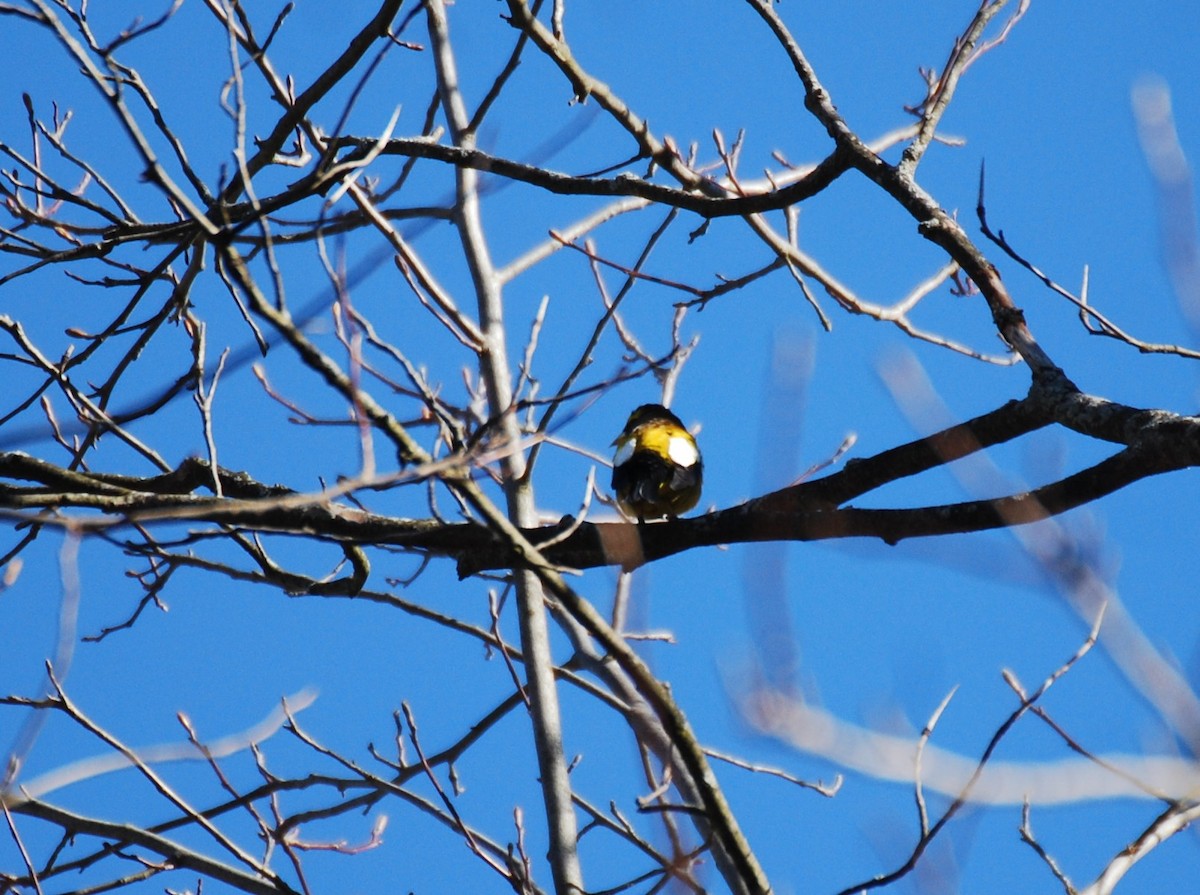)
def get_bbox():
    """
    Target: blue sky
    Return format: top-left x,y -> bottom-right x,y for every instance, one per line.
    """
2,2 -> 1199,893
